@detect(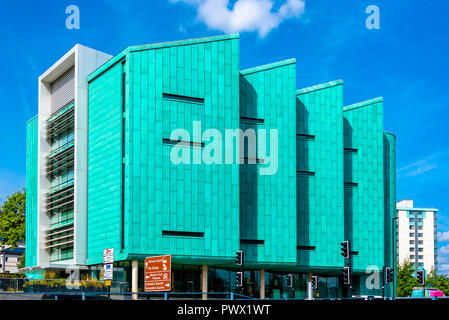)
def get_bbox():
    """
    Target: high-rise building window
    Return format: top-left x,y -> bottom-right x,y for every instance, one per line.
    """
410,247 -> 414,252
410,233 -> 414,237
409,225 -> 414,230
418,233 -> 423,237
410,255 -> 415,259
410,240 -> 415,244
